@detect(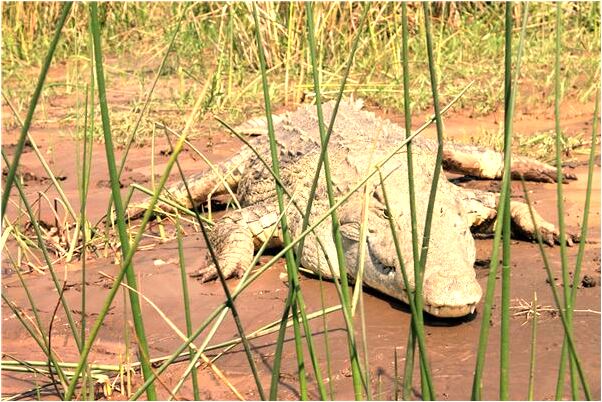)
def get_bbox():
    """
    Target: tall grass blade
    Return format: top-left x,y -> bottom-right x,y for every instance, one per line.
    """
413,3 -> 452,397
64,5 -> 201,398
175,217 -> 200,400
305,2 -> 365,398
79,83 -> 93,353
499,4 -> 515,399
559,91 -> 600,397
251,4 -> 326,399
296,3 -> 370,265
88,4 -> 157,399
165,184 -> 298,399
399,3 -> 423,397
520,181 -> 592,400
552,4 -> 580,399
2,2 -> 72,219
471,2 -> 529,398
